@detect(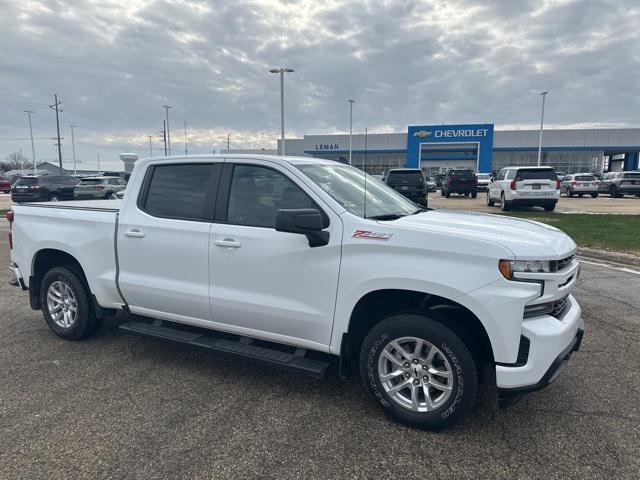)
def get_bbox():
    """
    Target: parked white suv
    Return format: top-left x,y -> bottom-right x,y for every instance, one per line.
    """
487,166 -> 560,212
